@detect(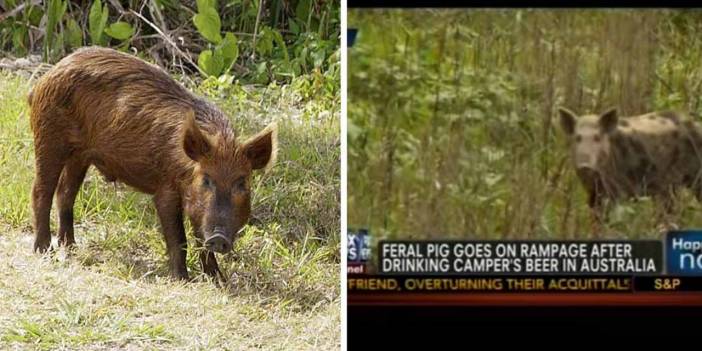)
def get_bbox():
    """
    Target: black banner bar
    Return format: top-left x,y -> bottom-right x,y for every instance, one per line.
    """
378,240 -> 663,275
